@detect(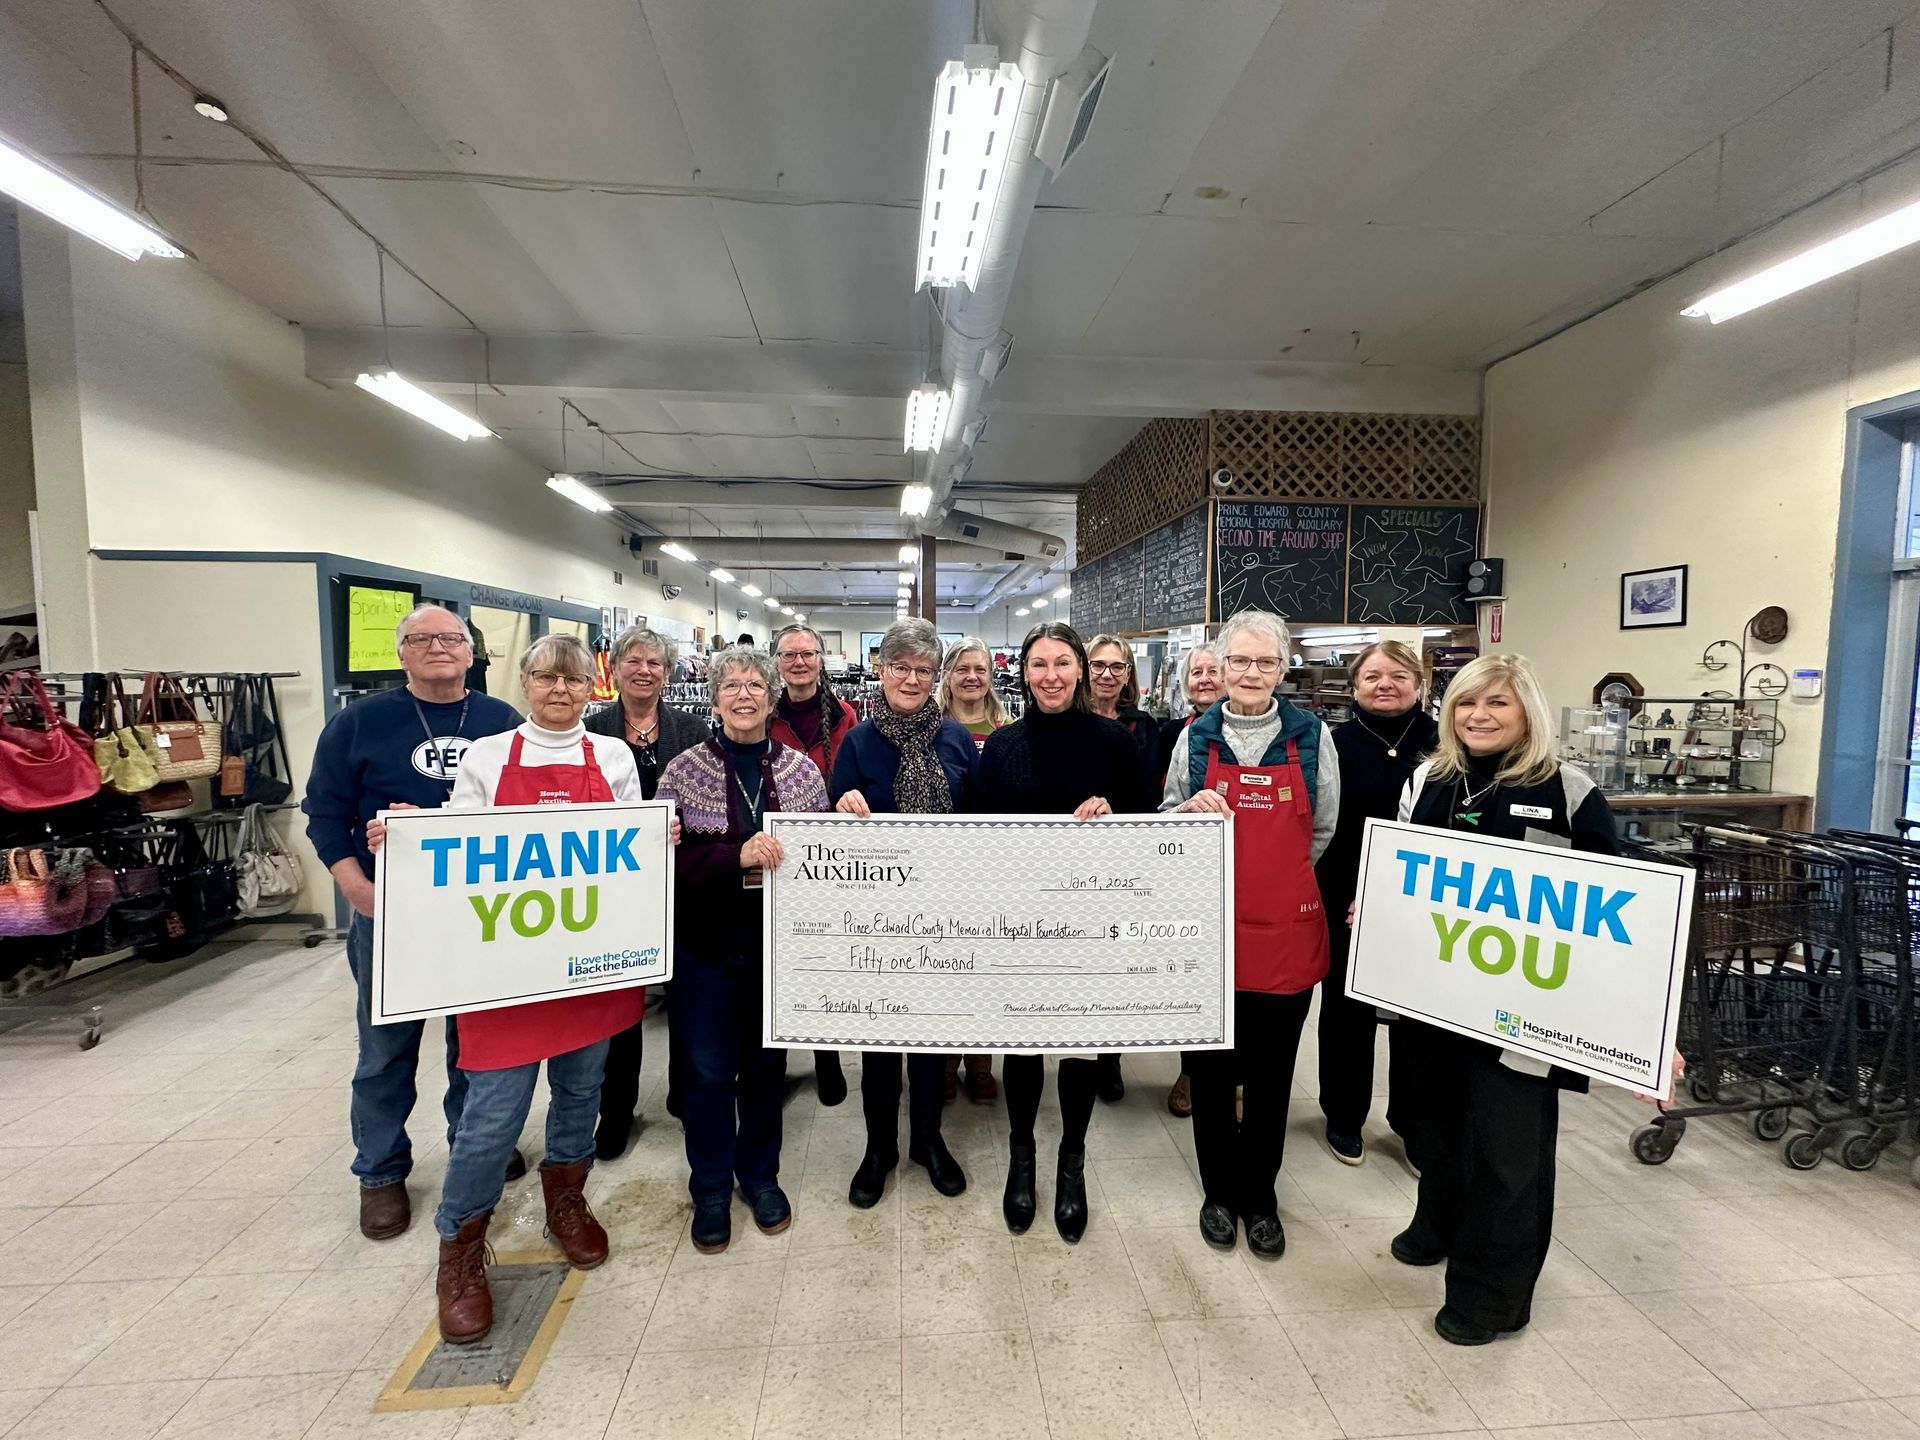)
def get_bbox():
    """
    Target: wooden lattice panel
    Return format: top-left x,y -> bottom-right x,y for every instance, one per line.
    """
1208,411 -> 1479,503
1076,419 -> 1207,562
